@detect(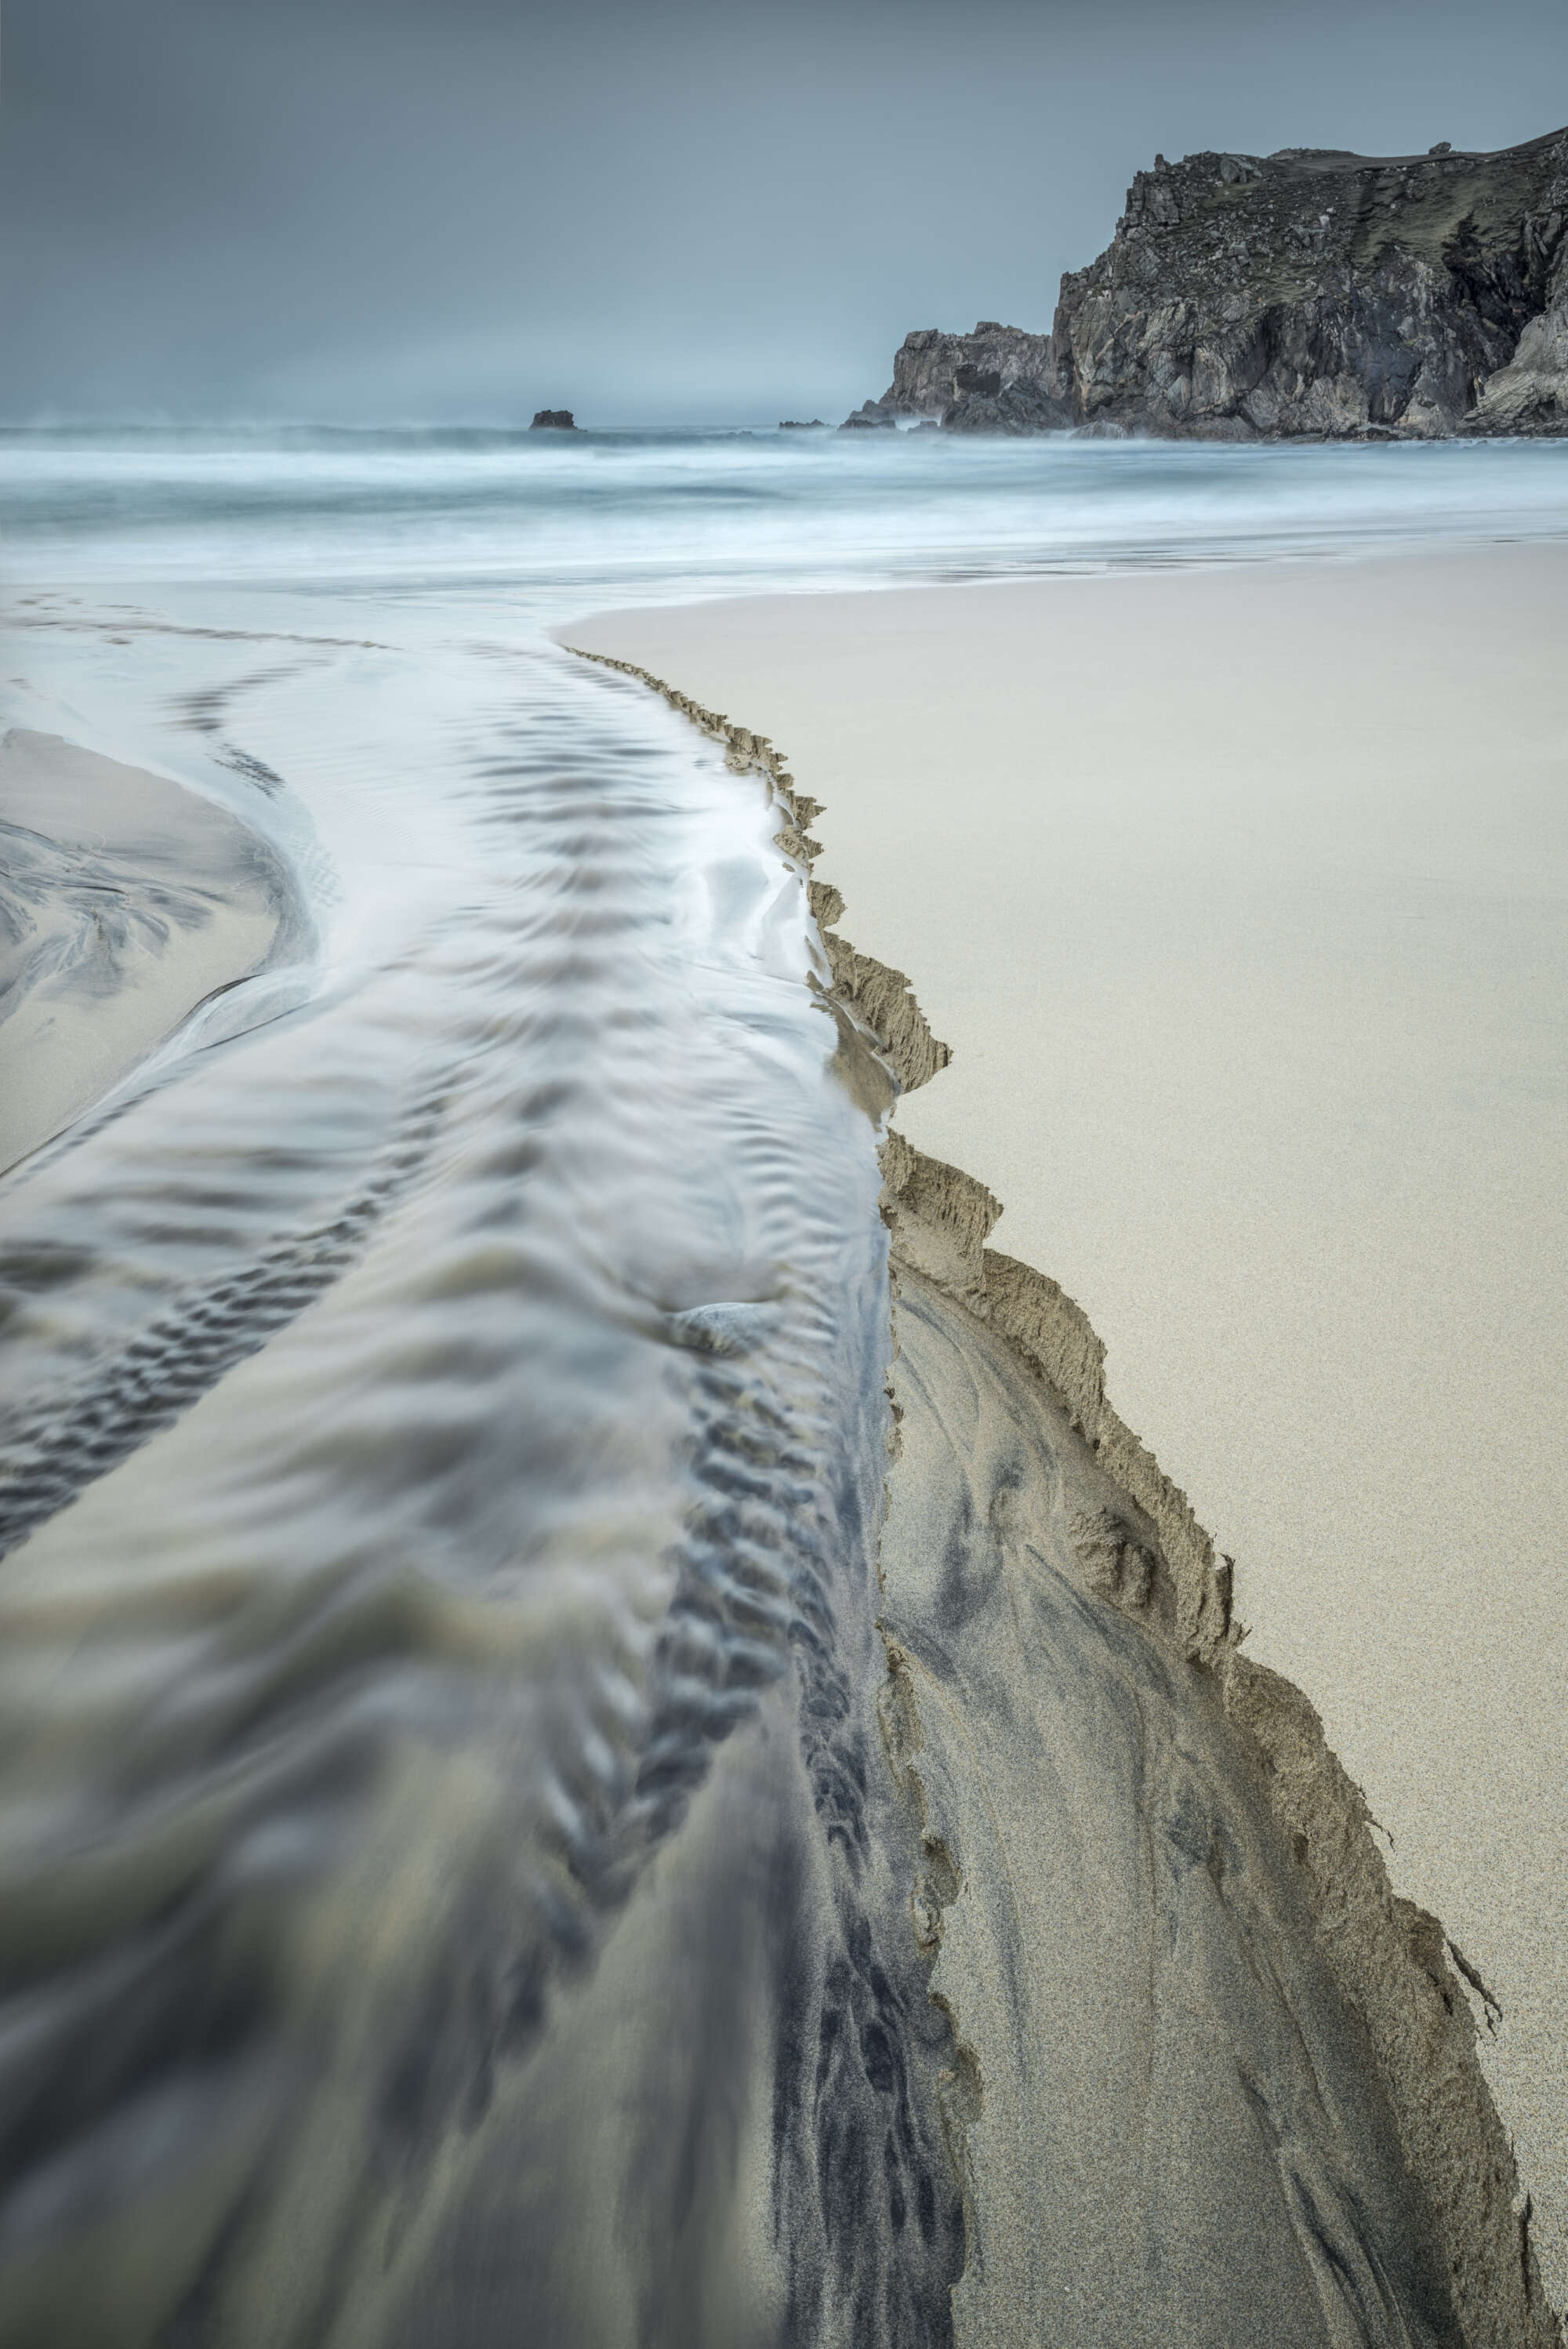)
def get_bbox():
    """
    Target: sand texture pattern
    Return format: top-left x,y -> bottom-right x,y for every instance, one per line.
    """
0,665 -> 985,2349
0,730 -> 288,1171
879,1266 -> 1463,2349
564,633 -> 1565,2348
564,553 -> 1568,2315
